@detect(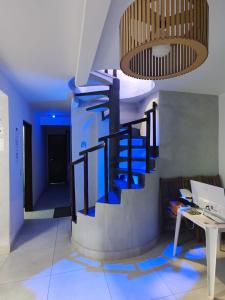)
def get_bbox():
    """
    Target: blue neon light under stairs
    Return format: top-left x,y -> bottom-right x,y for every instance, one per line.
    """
120,138 -> 144,147
98,192 -> 120,205
89,107 -> 108,112
79,206 -> 95,217
120,149 -> 151,159
119,161 -> 147,170
118,174 -> 139,185
114,179 -> 142,190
